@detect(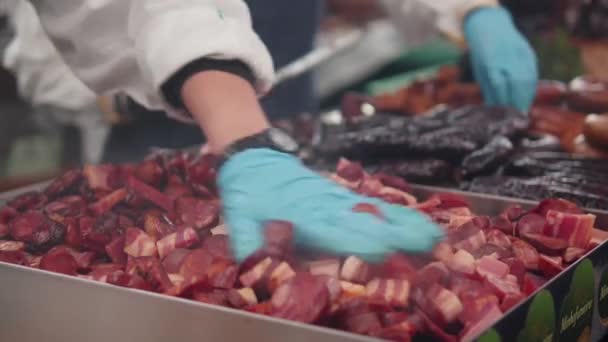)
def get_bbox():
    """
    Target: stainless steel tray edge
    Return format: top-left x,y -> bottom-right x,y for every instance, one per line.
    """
0,262 -> 376,342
